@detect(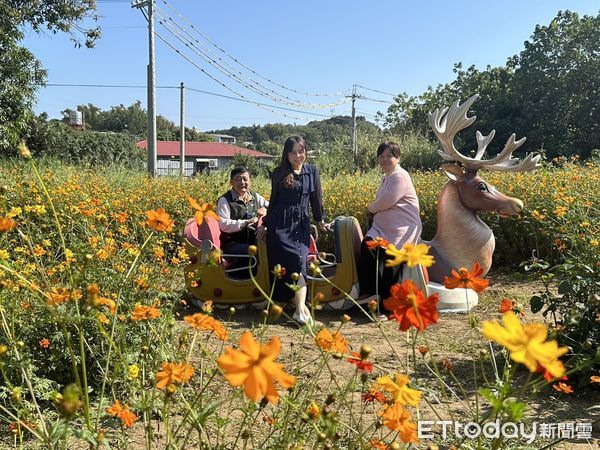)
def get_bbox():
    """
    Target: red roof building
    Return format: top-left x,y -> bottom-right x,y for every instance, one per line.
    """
136,140 -> 274,176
